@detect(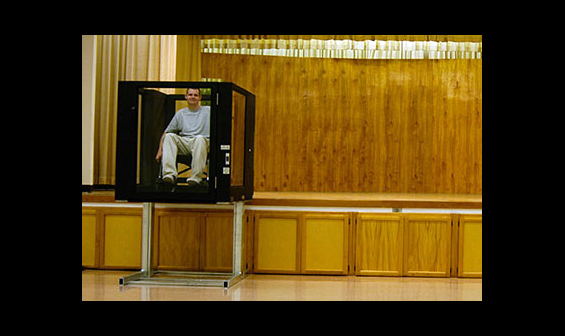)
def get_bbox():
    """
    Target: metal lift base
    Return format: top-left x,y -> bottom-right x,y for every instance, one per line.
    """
120,270 -> 246,289
119,201 -> 246,289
